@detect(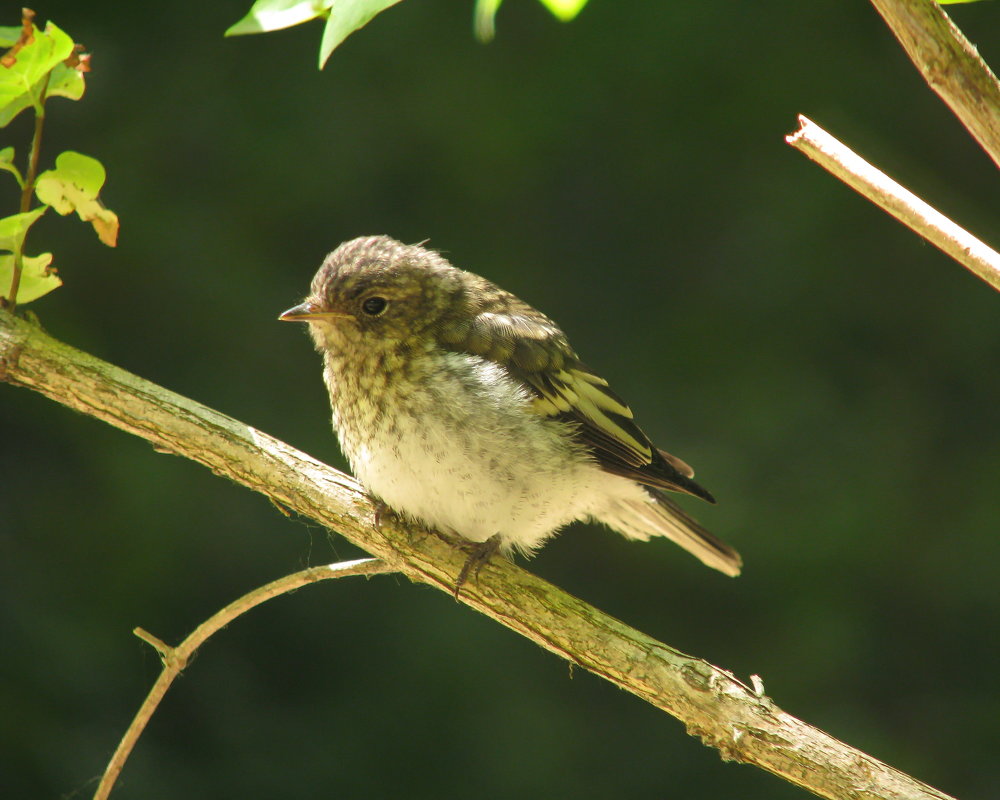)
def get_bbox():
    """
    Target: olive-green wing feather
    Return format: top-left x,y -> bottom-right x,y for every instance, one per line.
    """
436,306 -> 715,503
